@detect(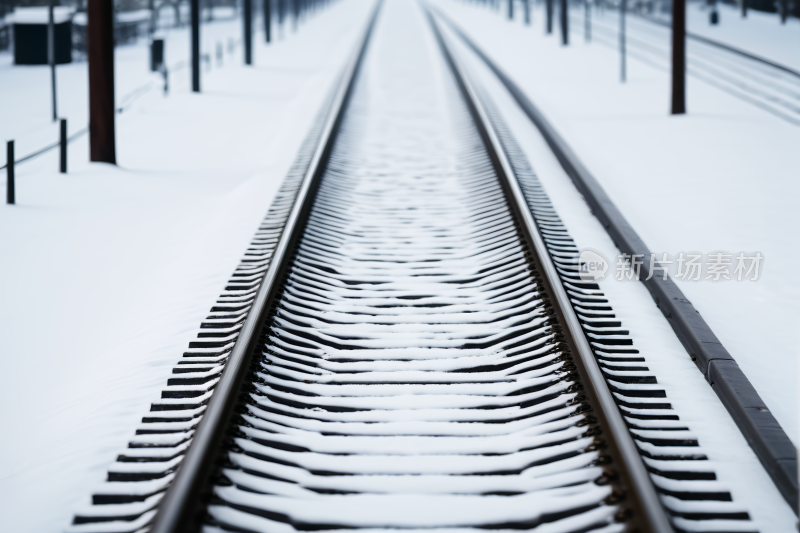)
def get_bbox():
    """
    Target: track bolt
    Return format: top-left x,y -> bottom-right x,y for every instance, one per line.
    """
594,454 -> 613,465
614,508 -> 634,522
604,488 -> 627,504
